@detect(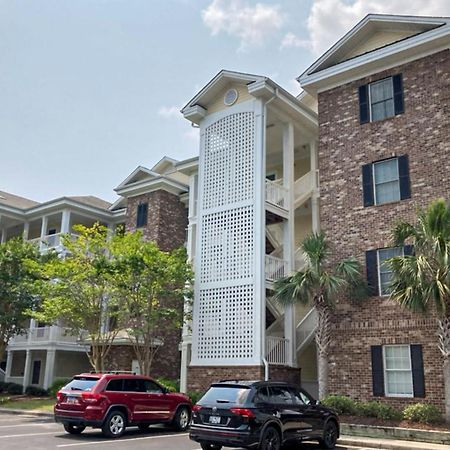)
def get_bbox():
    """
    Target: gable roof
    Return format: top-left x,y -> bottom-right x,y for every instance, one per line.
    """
299,14 -> 450,92
0,190 -> 39,209
115,166 -> 159,190
67,196 -> 111,210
